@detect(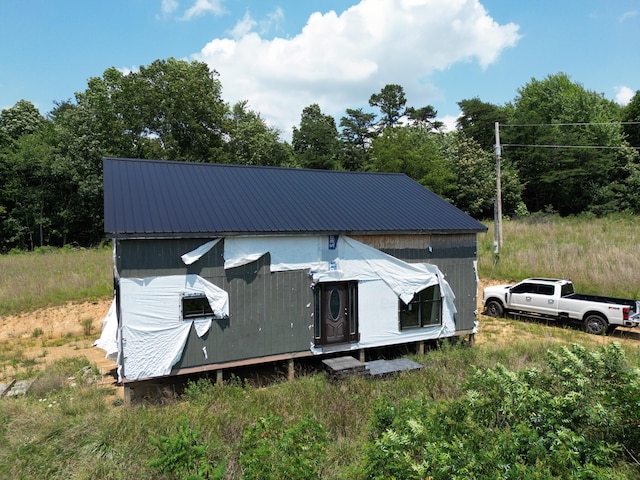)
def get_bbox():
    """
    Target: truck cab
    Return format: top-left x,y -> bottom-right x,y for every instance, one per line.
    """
507,278 -> 566,317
